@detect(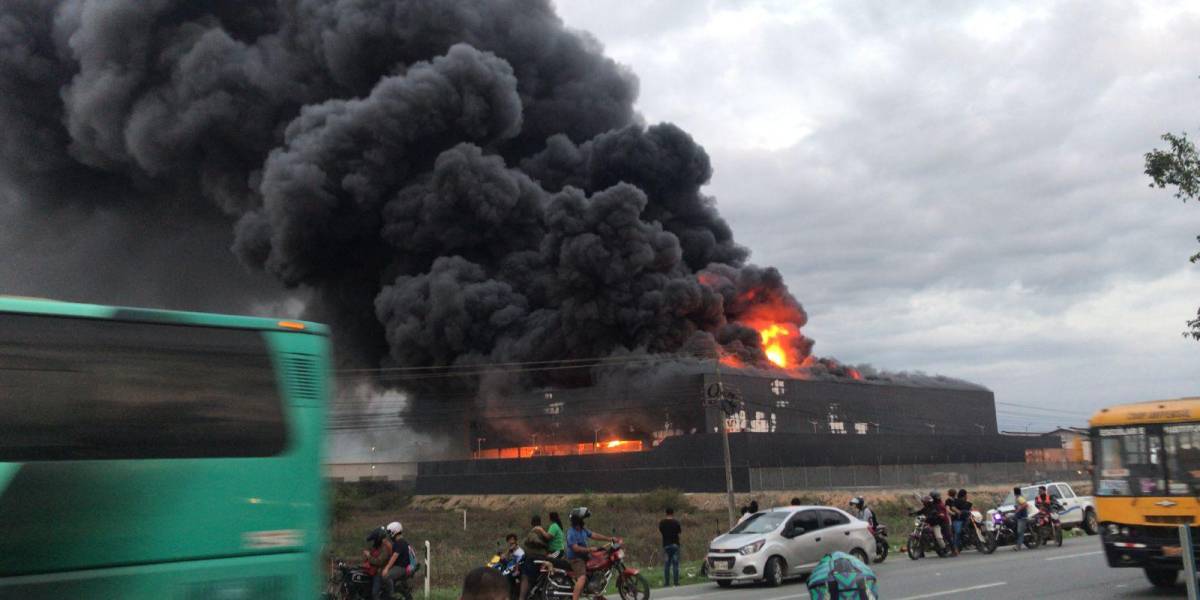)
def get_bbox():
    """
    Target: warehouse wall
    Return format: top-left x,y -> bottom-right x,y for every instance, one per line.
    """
414,432 -> 1056,494
748,461 -> 1089,491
